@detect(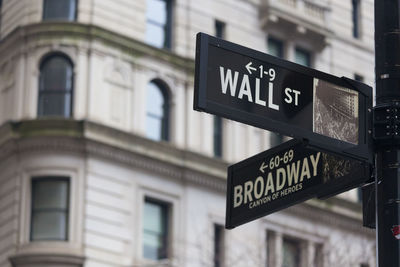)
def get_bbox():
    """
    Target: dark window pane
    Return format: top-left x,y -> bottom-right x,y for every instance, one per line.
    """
143,200 -> 168,260
146,0 -> 171,49
352,0 -> 360,38
31,178 -> 69,241
213,116 -> 223,157
270,132 -> 283,147
268,37 -> 284,58
0,0 -> 3,37
32,180 -> 69,209
146,81 -> 169,141
43,0 -> 76,21
40,57 -> 73,91
295,47 -> 311,67
357,187 -> 363,202
214,224 -> 224,267
38,56 -> 73,117
31,212 -> 68,240
283,239 -> 300,267
215,20 -> 225,39
38,93 -> 72,117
